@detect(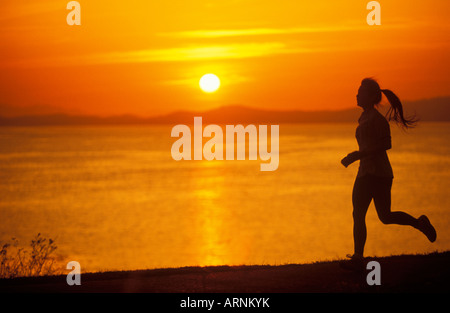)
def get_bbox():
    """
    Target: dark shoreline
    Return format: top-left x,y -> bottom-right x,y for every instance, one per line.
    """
1,251 -> 449,293
1,96 -> 450,126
